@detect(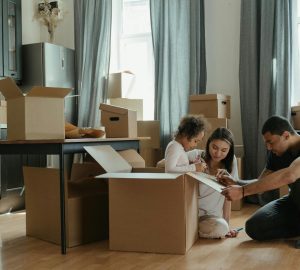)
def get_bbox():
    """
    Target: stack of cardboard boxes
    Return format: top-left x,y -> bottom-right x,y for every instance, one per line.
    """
189,93 -> 230,149
189,93 -> 244,210
100,72 -> 163,167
